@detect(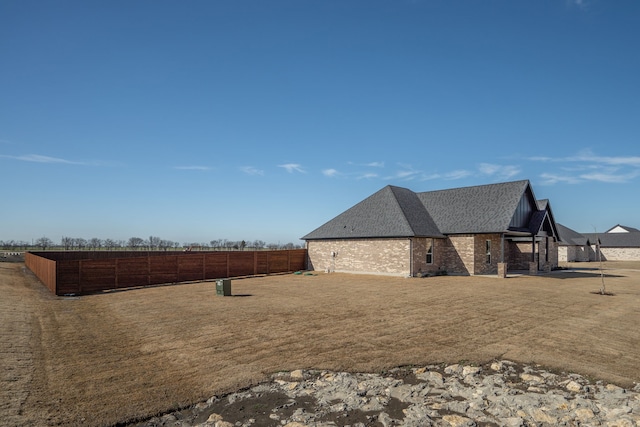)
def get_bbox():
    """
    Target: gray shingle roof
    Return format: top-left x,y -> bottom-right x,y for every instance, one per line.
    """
583,232 -> 640,248
556,223 -> 590,246
302,185 -> 444,240
417,180 -> 531,234
303,180 -> 540,240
